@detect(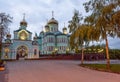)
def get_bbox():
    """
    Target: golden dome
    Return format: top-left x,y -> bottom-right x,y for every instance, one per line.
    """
20,20 -> 27,26
45,24 -> 49,28
63,27 -> 67,30
47,18 -> 58,24
20,13 -> 27,26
